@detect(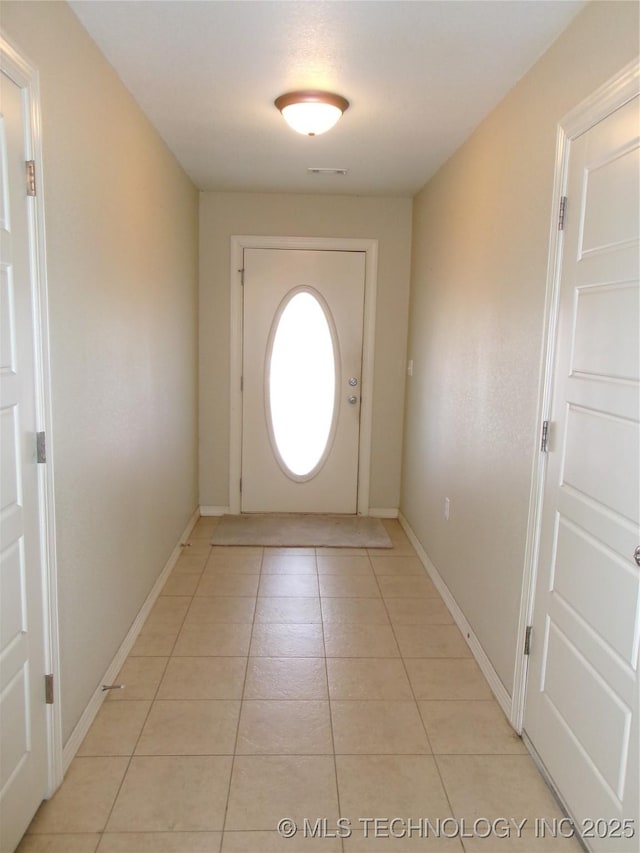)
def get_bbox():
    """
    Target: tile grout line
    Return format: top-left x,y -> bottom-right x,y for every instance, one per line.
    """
370,545 -> 466,852
94,534 -> 212,847
219,545 -> 263,844
318,547 -> 346,853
